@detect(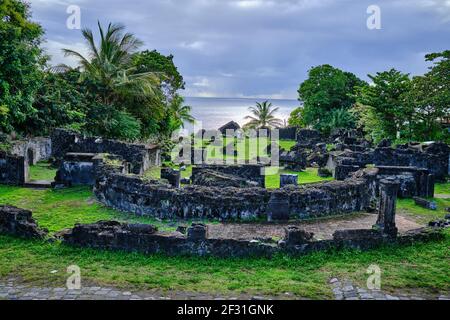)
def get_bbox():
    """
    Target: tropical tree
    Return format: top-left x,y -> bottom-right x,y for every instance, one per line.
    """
55,22 -> 164,140
297,64 -> 365,134
132,50 -> 185,98
57,22 -> 160,107
169,95 -> 194,128
355,69 -> 412,141
0,0 -> 44,135
243,101 -> 283,129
